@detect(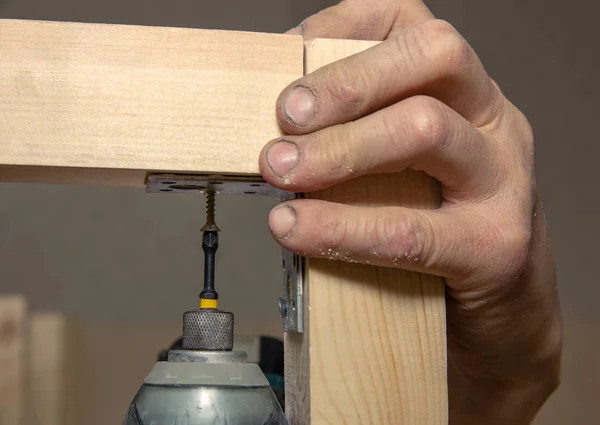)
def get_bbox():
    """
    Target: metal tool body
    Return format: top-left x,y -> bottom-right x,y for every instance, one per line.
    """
123,351 -> 286,425
123,190 -> 287,425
